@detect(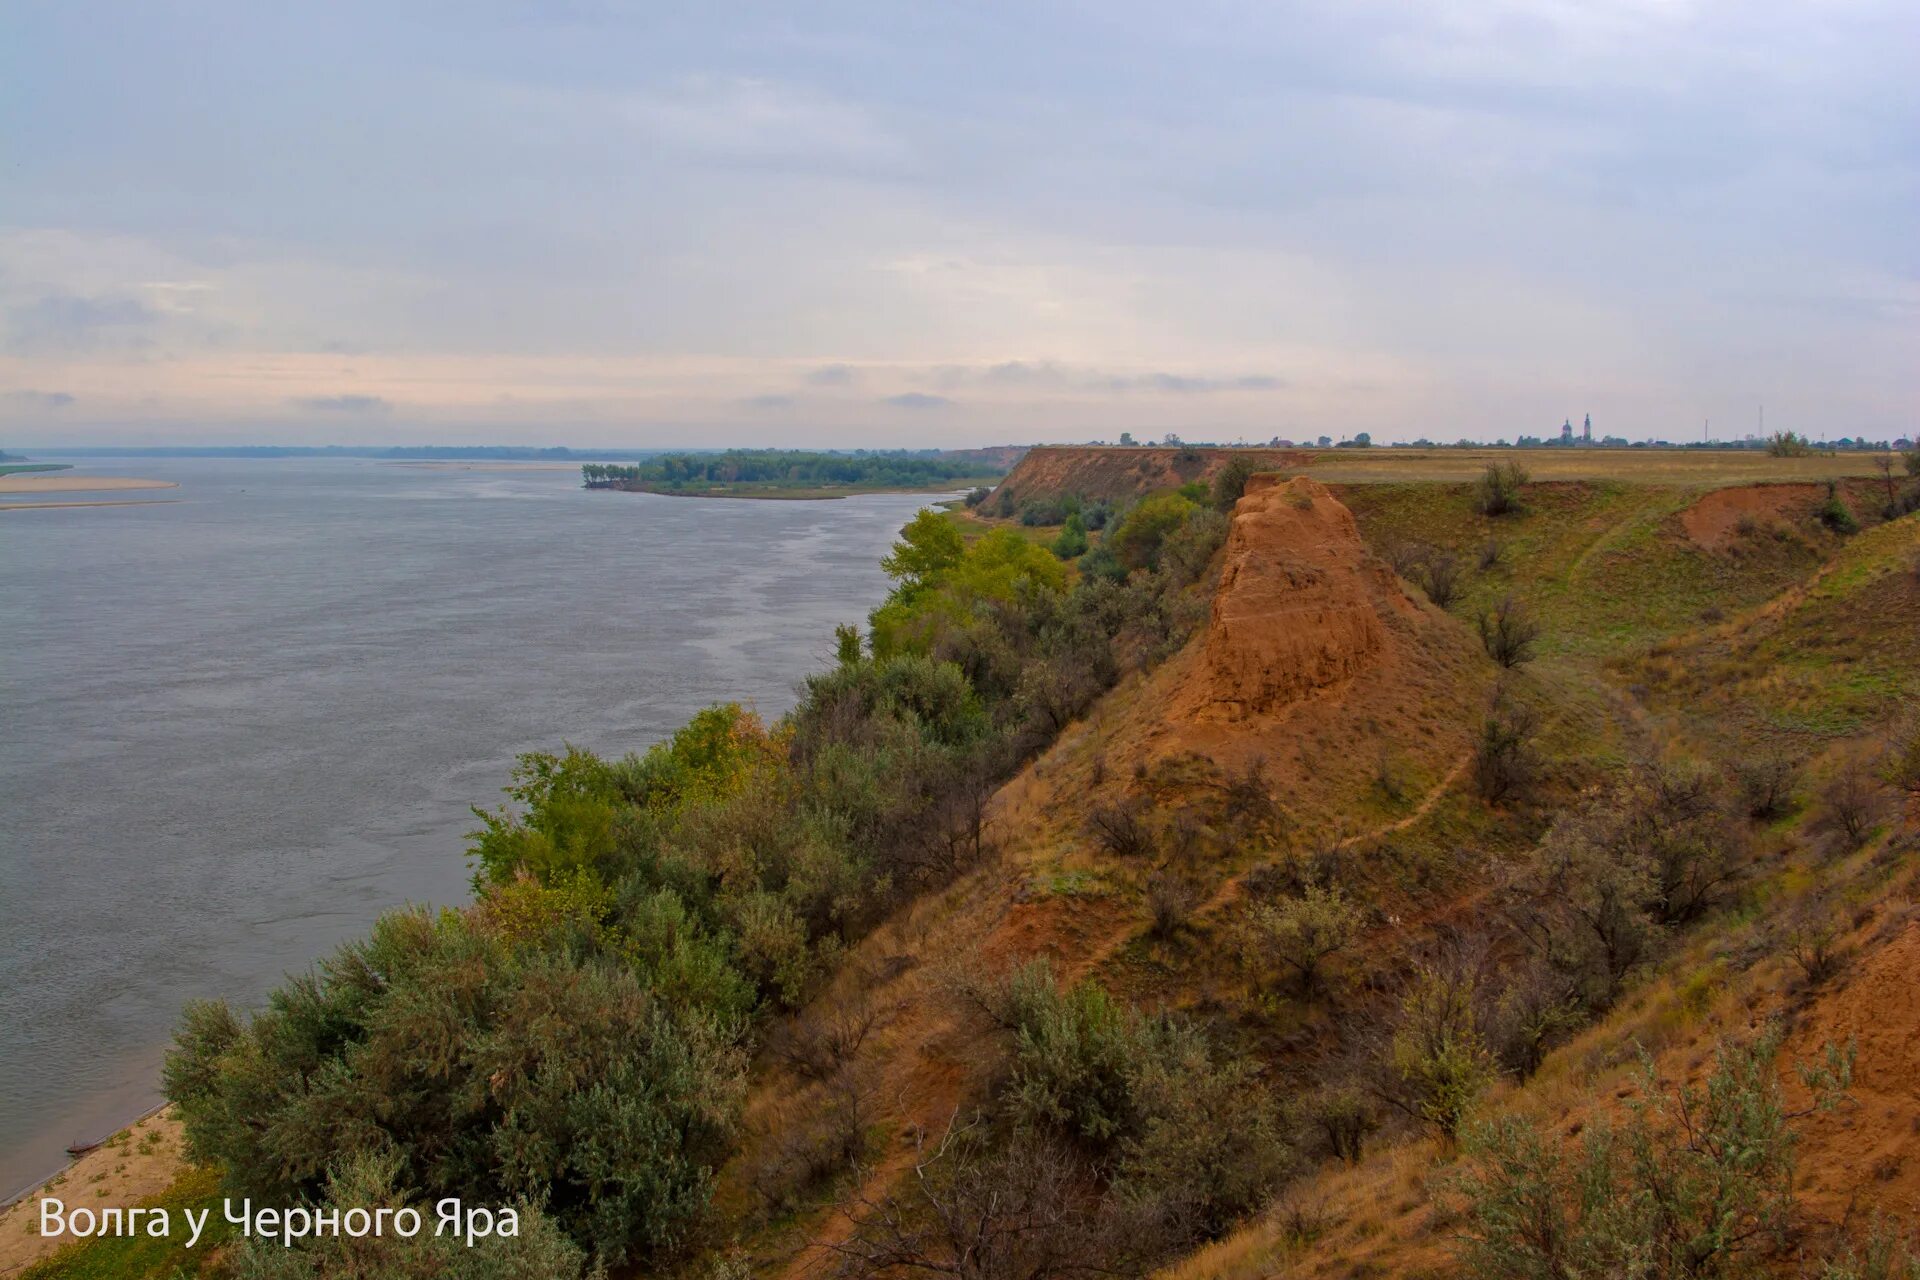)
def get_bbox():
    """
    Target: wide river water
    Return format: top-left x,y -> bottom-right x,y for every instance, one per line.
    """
0,457 -> 941,1199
